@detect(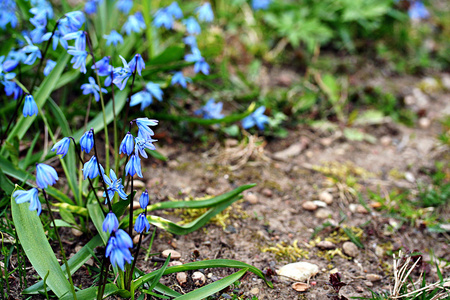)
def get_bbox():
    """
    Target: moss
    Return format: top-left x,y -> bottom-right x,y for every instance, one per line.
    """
324,226 -> 363,244
261,240 -> 310,262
